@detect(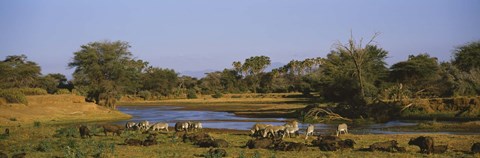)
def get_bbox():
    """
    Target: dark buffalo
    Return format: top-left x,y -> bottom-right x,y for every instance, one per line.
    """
339,139 -> 356,149
274,141 -> 307,151
183,133 -> 212,143
125,139 -> 143,146
4,128 -> 9,135
246,137 -> 282,149
102,124 -> 123,136
369,140 -> 404,152
206,148 -> 227,157
0,152 -> 7,158
79,125 -> 91,138
472,142 -> 480,154
408,136 -> 434,154
433,145 -> 448,154
11,153 -> 26,158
